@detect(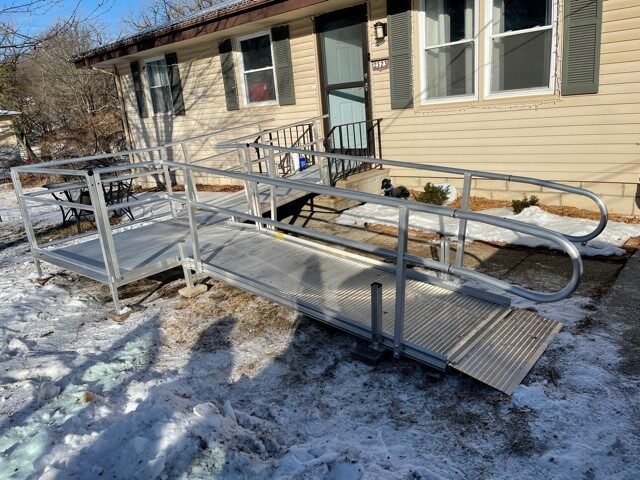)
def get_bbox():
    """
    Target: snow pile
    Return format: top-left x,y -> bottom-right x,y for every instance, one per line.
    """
437,183 -> 457,204
337,204 -> 640,256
